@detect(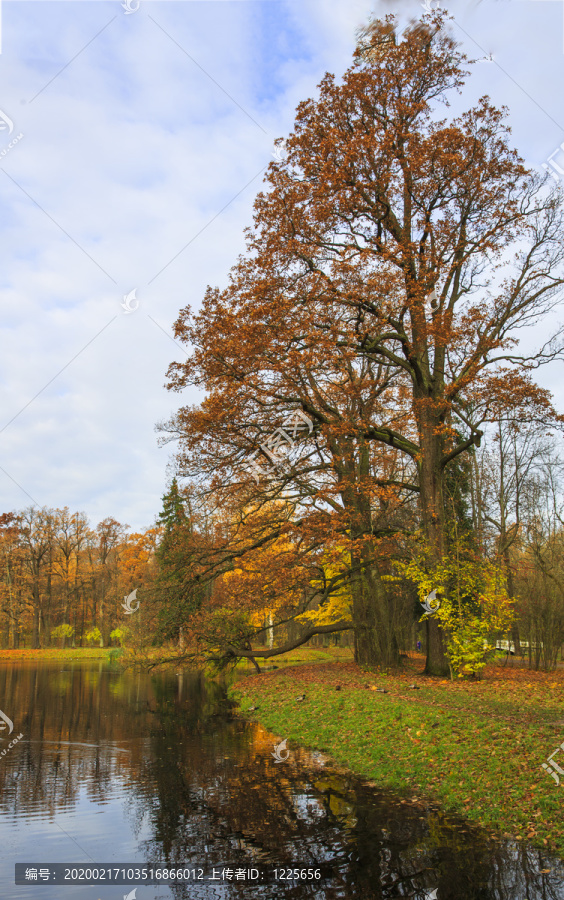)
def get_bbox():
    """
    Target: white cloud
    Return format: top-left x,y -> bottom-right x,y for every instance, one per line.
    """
0,0 -> 562,529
